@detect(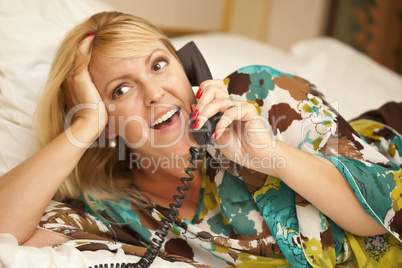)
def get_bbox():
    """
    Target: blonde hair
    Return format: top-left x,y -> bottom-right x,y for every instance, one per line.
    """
35,11 -> 177,209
